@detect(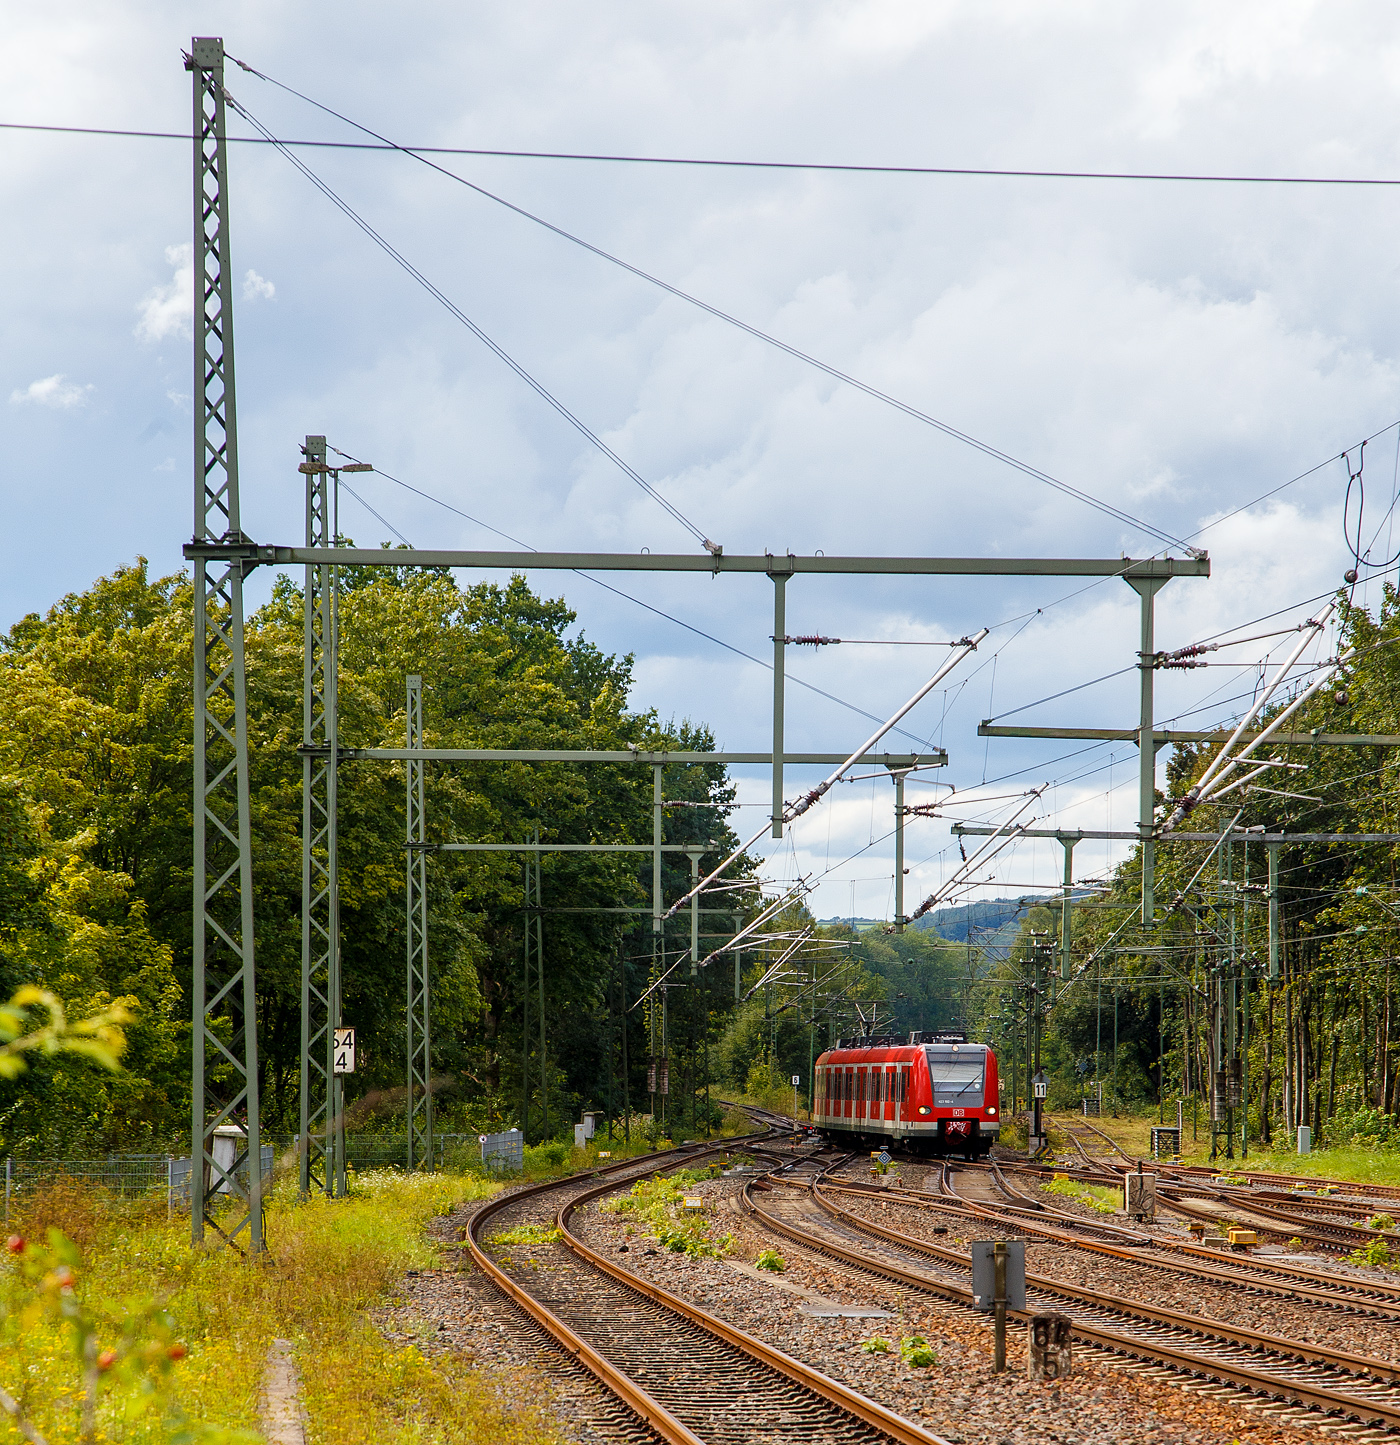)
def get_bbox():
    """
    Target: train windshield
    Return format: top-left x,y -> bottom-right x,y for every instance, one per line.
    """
924,1049 -> 985,1106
